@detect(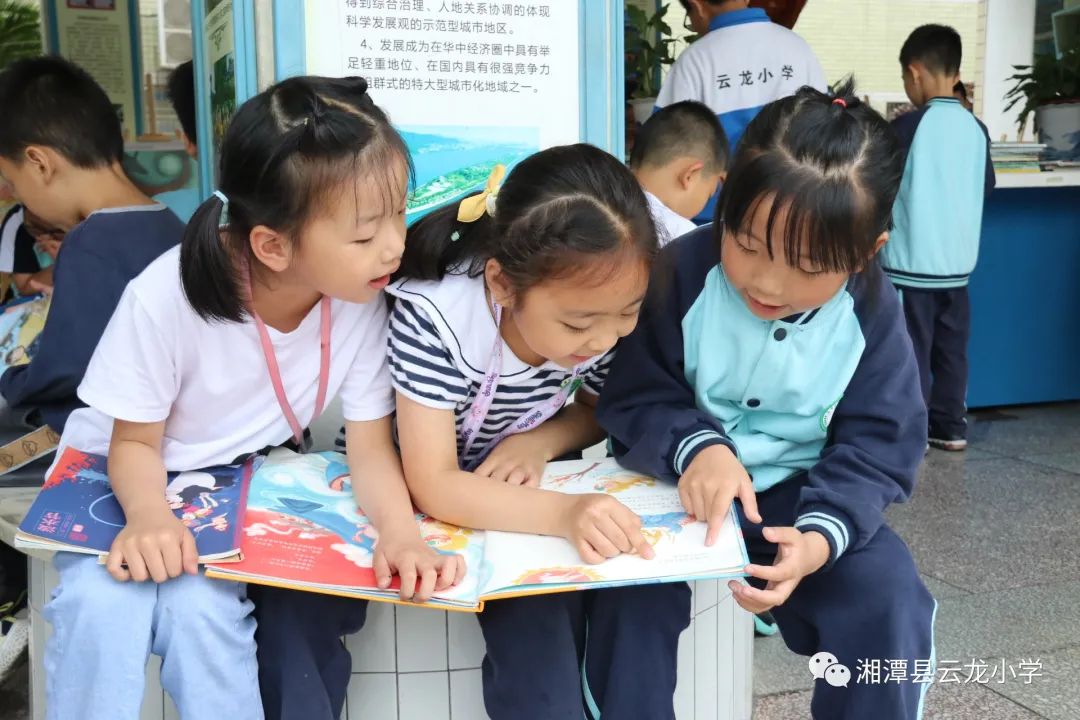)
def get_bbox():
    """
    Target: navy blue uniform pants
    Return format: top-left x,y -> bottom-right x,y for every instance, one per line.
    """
250,581 -> 690,720
249,585 -> 368,720
743,476 -> 936,720
478,582 -> 691,719
898,286 -> 971,438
